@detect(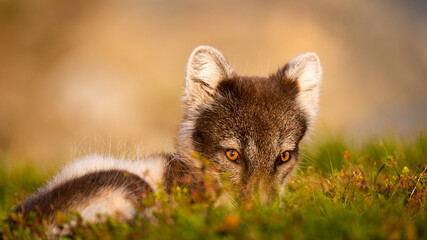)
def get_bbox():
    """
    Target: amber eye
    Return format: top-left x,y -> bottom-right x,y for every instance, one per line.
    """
225,149 -> 239,161
280,151 -> 291,163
